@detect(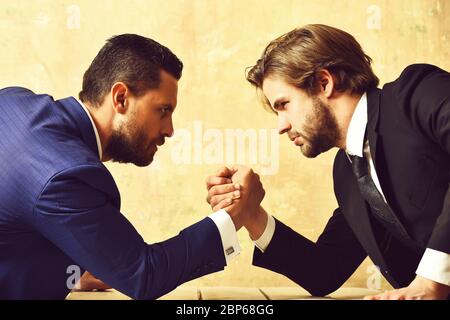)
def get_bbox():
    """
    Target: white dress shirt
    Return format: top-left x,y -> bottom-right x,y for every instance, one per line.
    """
76,99 -> 241,265
254,93 -> 449,286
